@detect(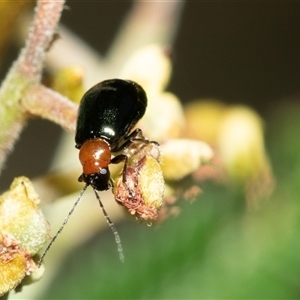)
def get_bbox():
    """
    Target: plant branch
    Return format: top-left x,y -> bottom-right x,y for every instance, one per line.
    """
22,85 -> 78,133
0,0 -> 65,172
17,0 -> 65,80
